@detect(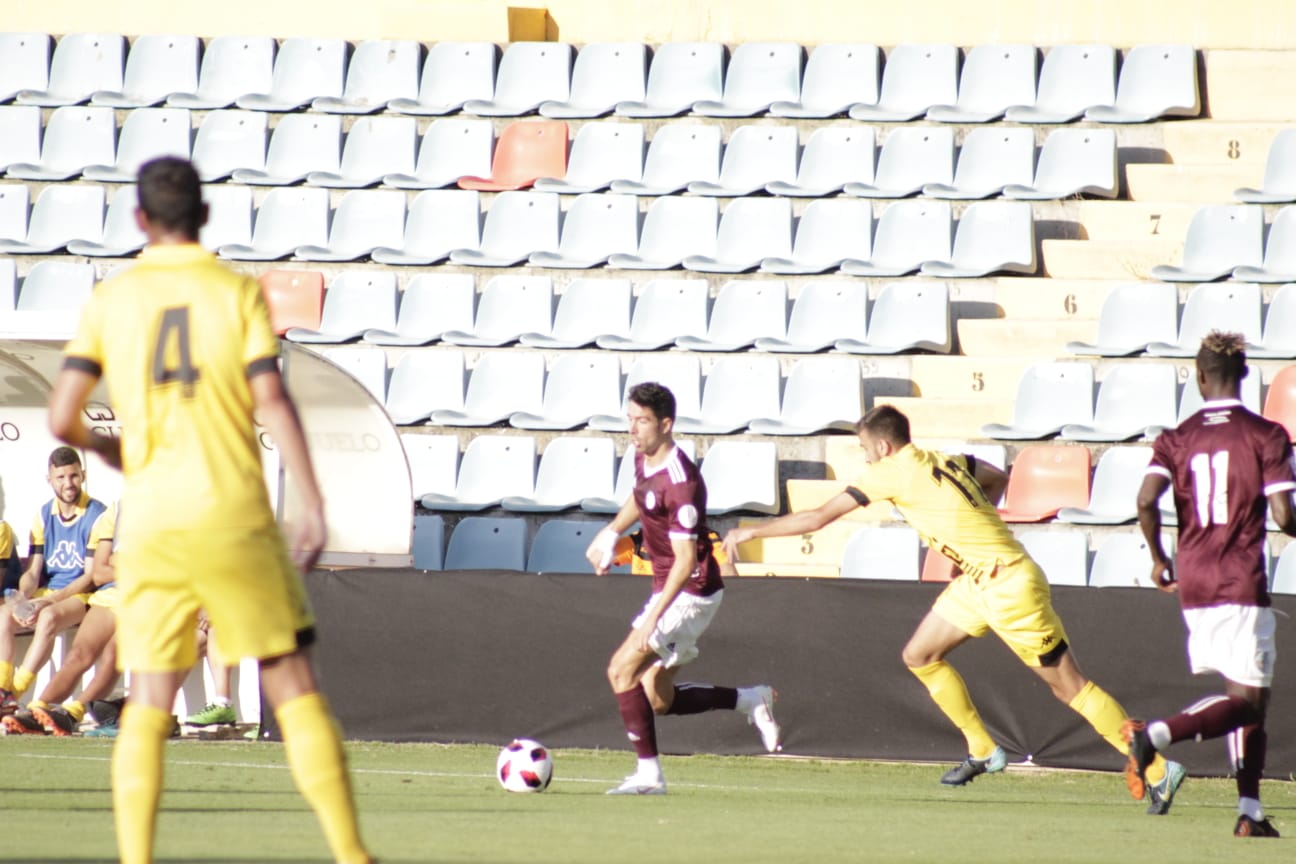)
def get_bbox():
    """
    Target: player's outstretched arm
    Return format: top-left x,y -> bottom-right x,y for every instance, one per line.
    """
722,491 -> 861,563
48,367 -> 121,470
1136,473 -> 1176,592
249,368 -> 326,573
